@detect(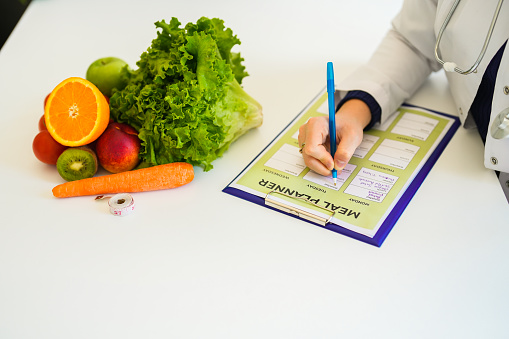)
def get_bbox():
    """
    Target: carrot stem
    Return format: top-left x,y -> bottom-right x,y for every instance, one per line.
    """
52,162 -> 194,198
